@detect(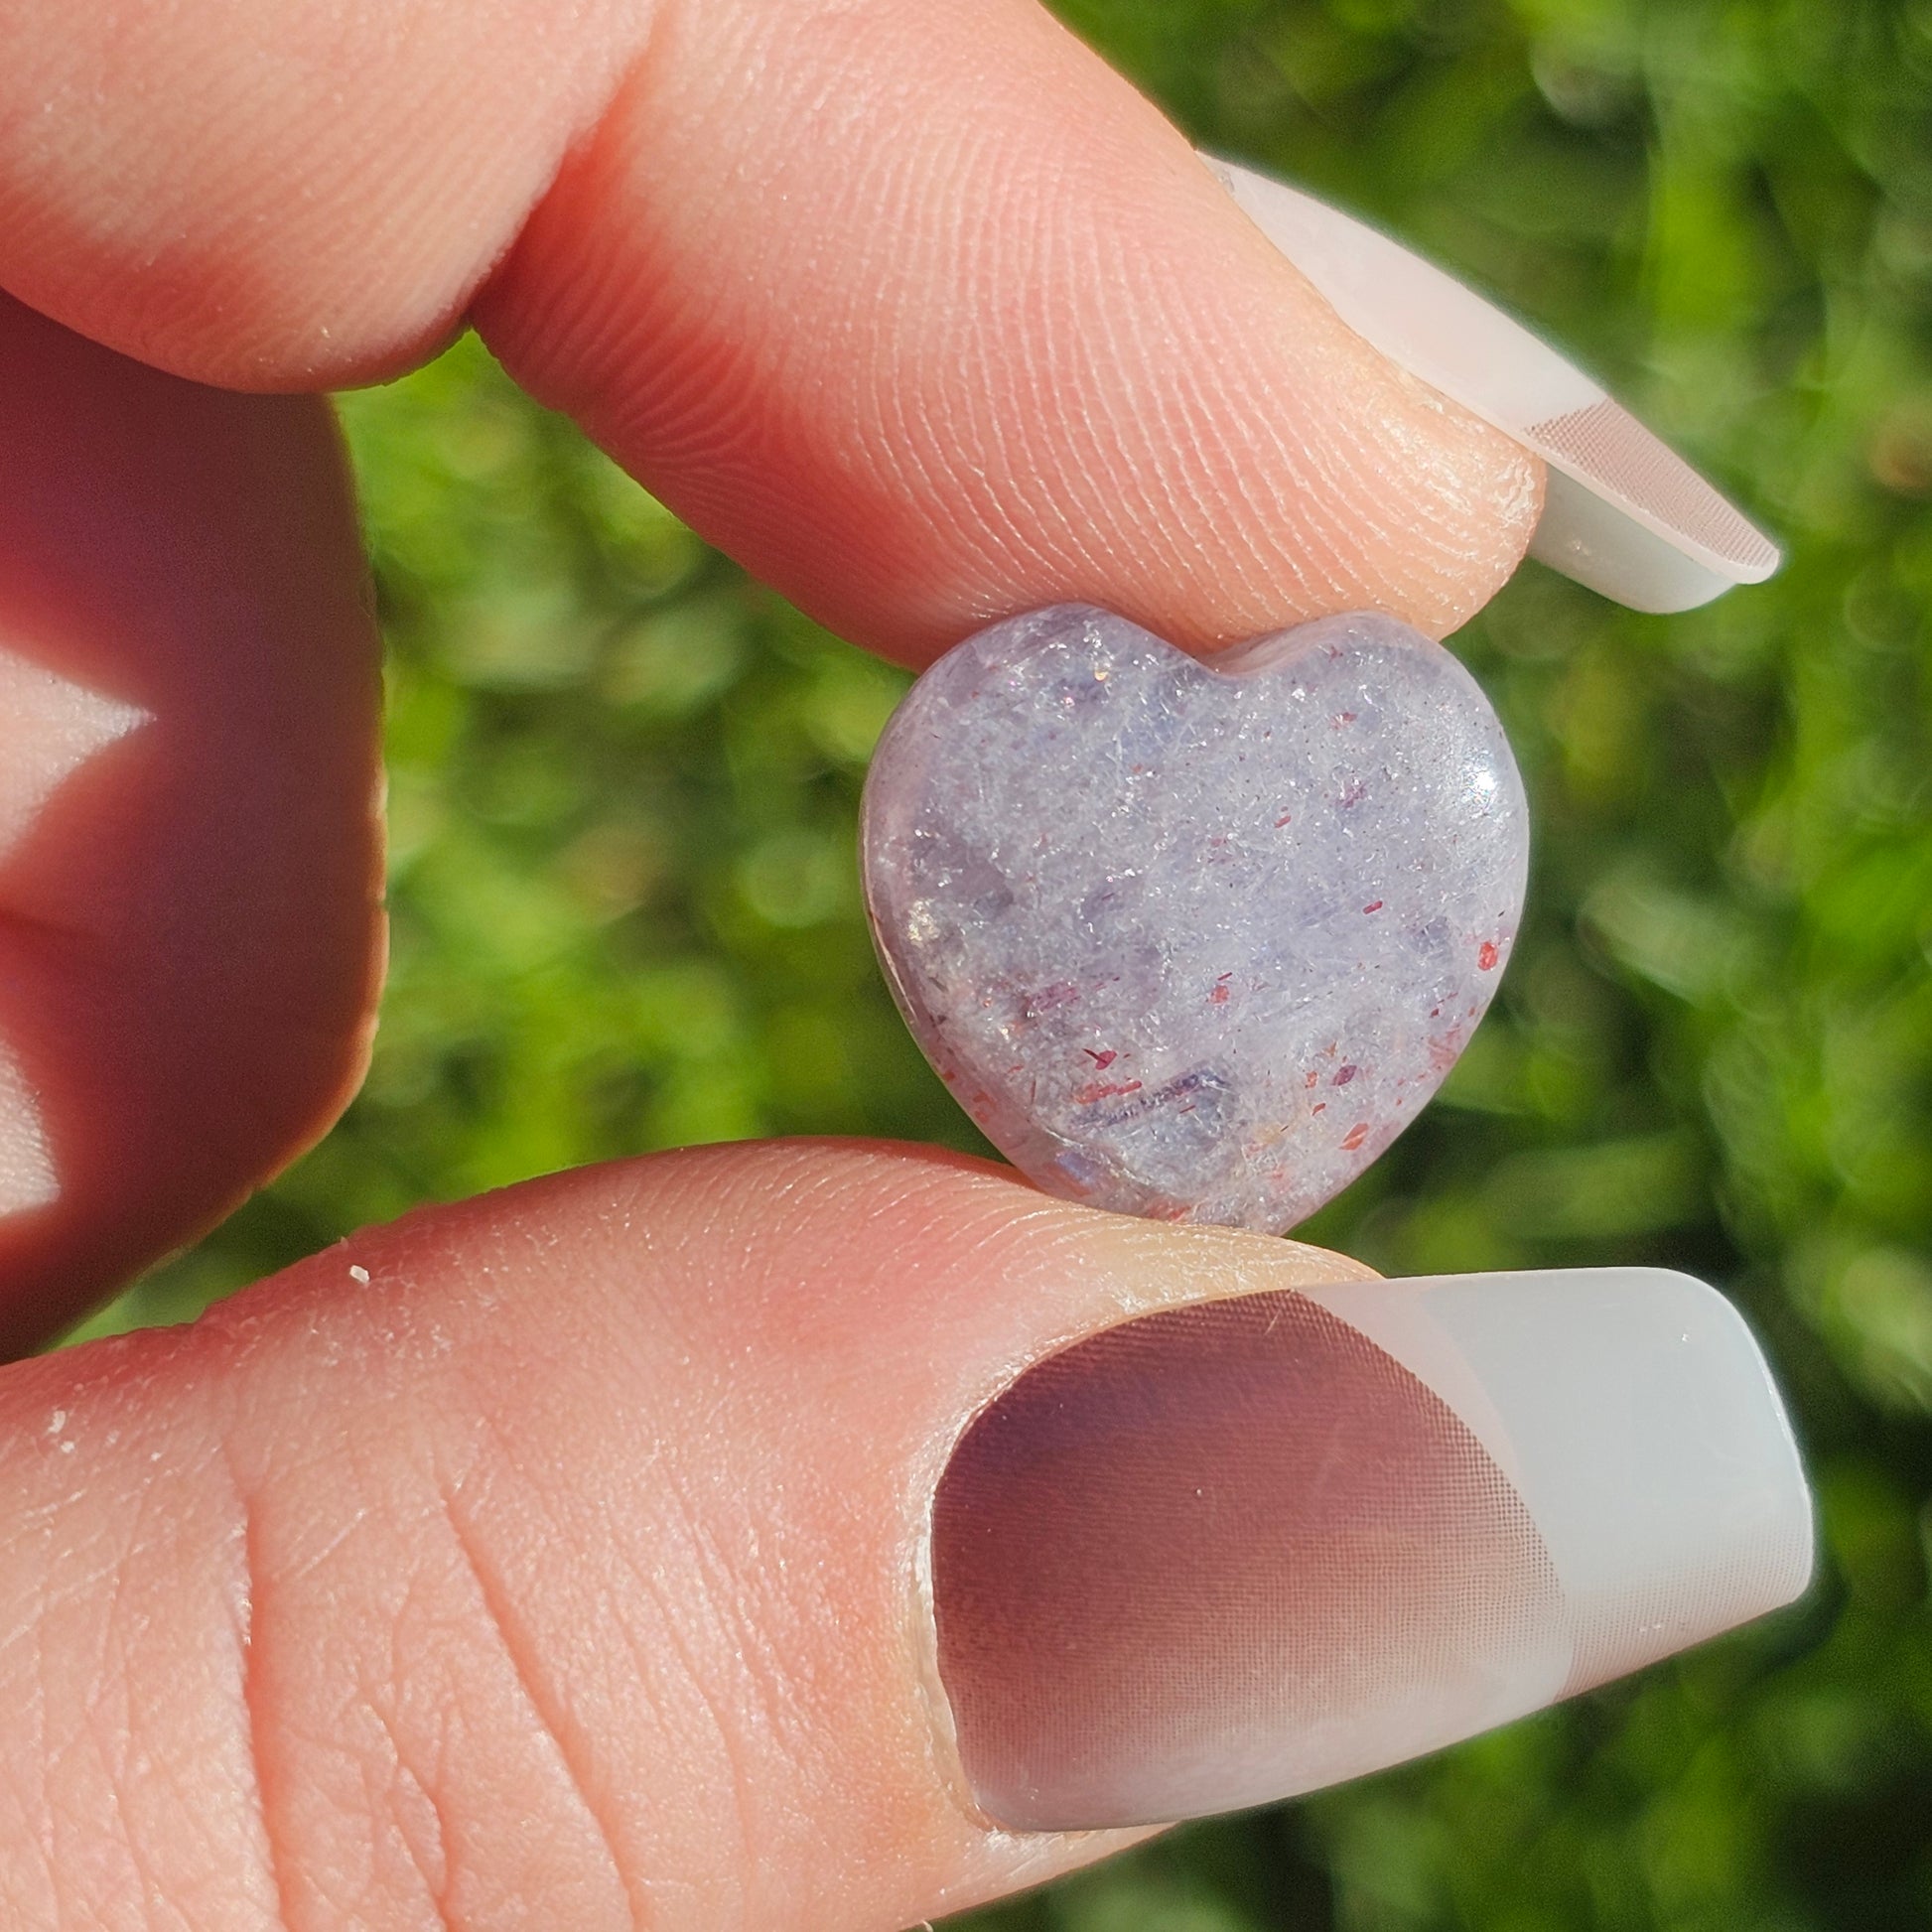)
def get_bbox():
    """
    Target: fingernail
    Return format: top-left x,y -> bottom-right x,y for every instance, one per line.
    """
1198,155 -> 1780,616
930,1266 -> 1812,1832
